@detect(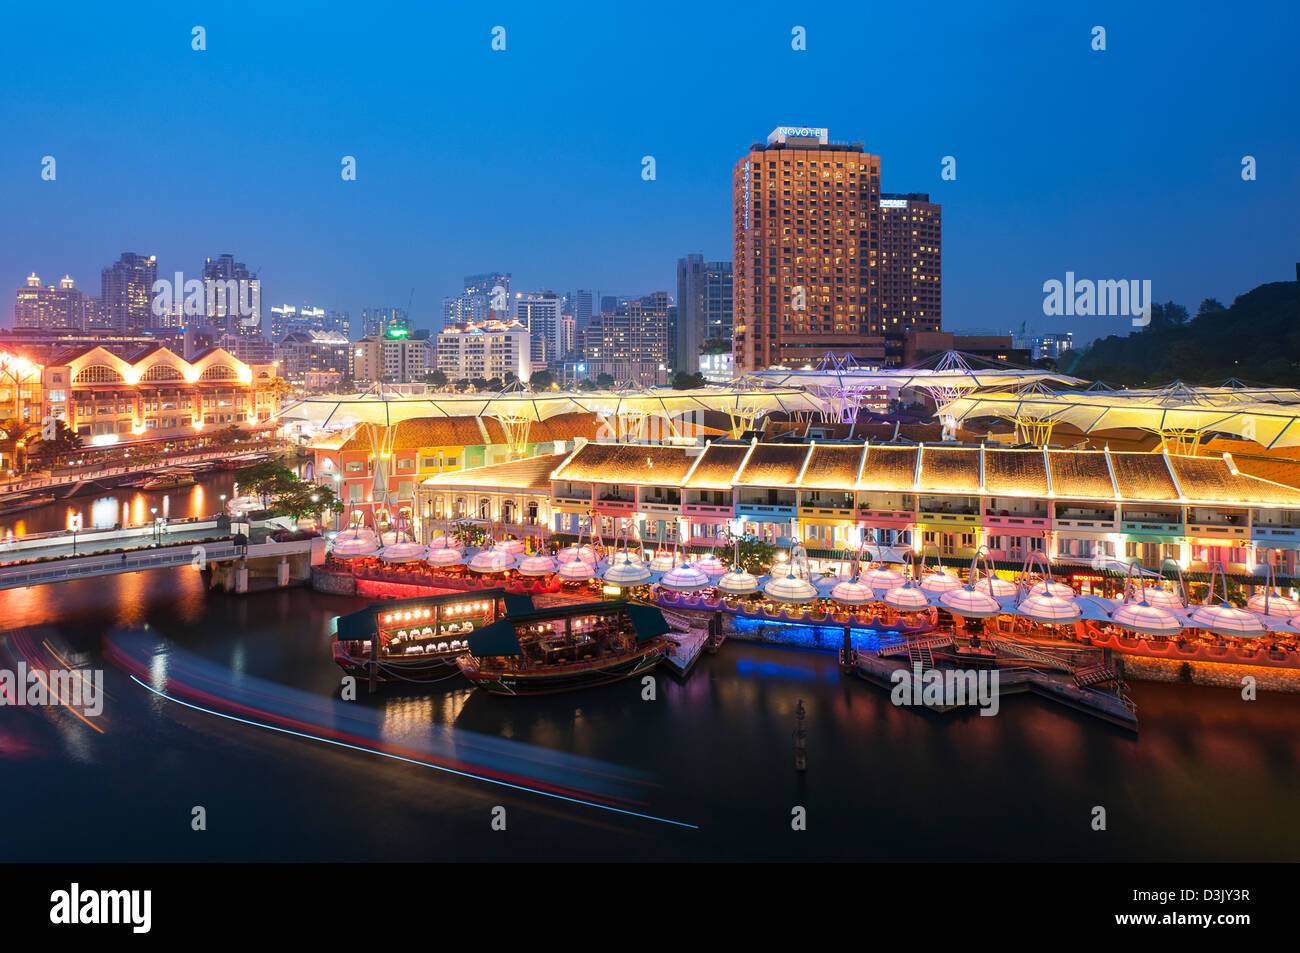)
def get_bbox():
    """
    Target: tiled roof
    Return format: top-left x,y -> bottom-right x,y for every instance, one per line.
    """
527,412 -> 602,443
686,443 -> 750,488
551,442 -> 694,484
916,446 -> 981,493
856,446 -> 918,492
1109,452 -> 1179,502
337,416 -> 492,452
797,443 -> 866,490
1047,450 -> 1115,499
983,449 -> 1050,497
1171,454 -> 1300,506
421,453 -> 565,491
735,443 -> 810,486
